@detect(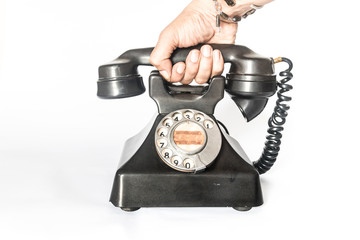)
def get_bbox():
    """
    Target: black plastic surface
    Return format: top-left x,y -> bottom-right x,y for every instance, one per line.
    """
97,75 -> 145,99
97,44 -> 276,120
149,71 -> 224,114
98,44 -> 275,79
109,115 -> 263,209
